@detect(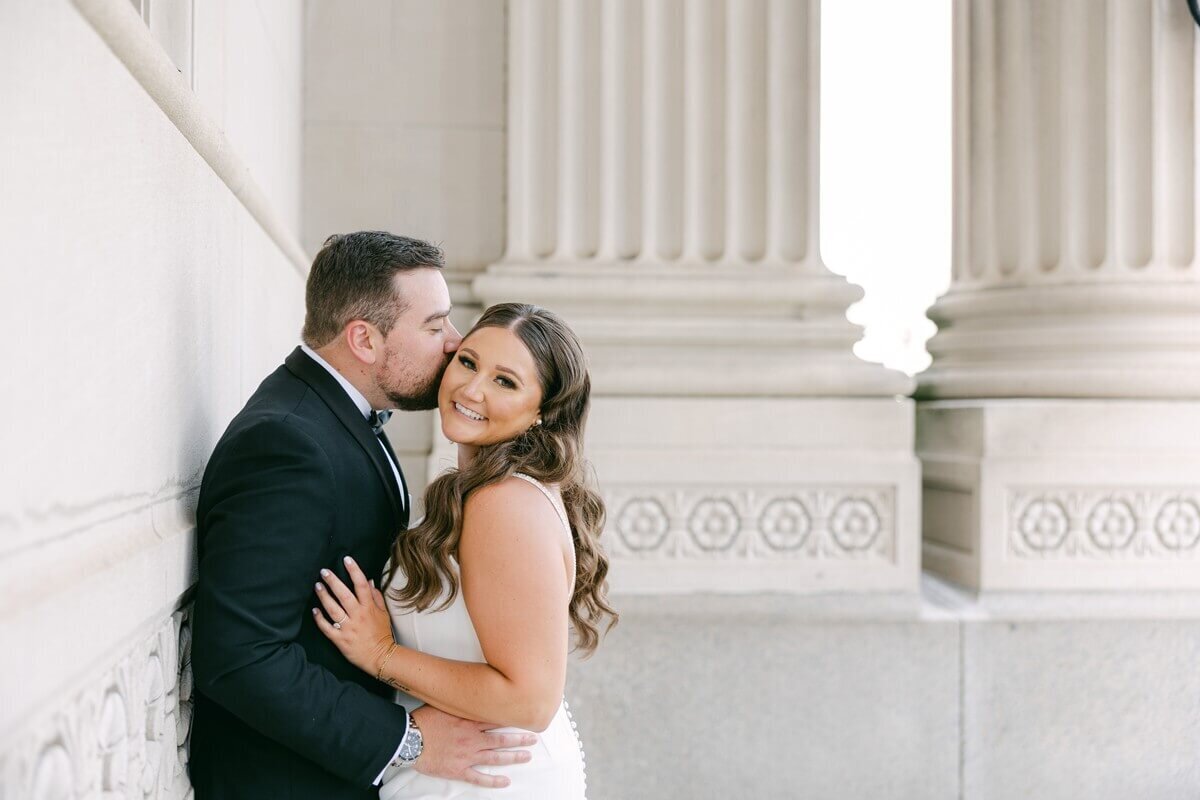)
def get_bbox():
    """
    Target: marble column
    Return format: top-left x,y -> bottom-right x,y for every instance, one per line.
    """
919,0 -> 1200,591
469,0 -> 919,594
